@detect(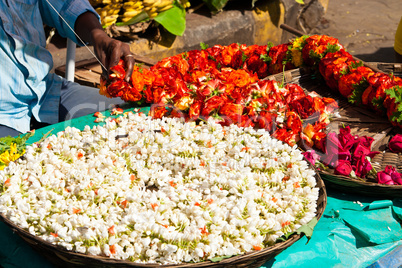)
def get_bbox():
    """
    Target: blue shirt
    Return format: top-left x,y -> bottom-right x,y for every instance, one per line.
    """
0,0 -> 97,133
